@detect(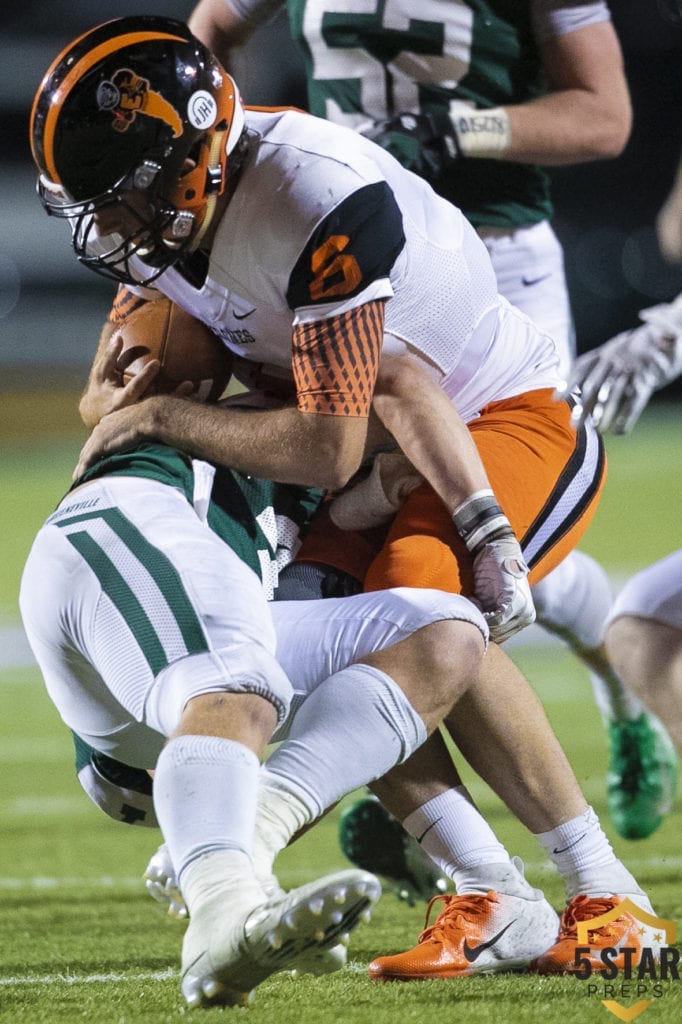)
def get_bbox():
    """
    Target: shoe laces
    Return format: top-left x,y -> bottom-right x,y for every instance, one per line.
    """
558,895 -> 621,941
418,892 -> 495,945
